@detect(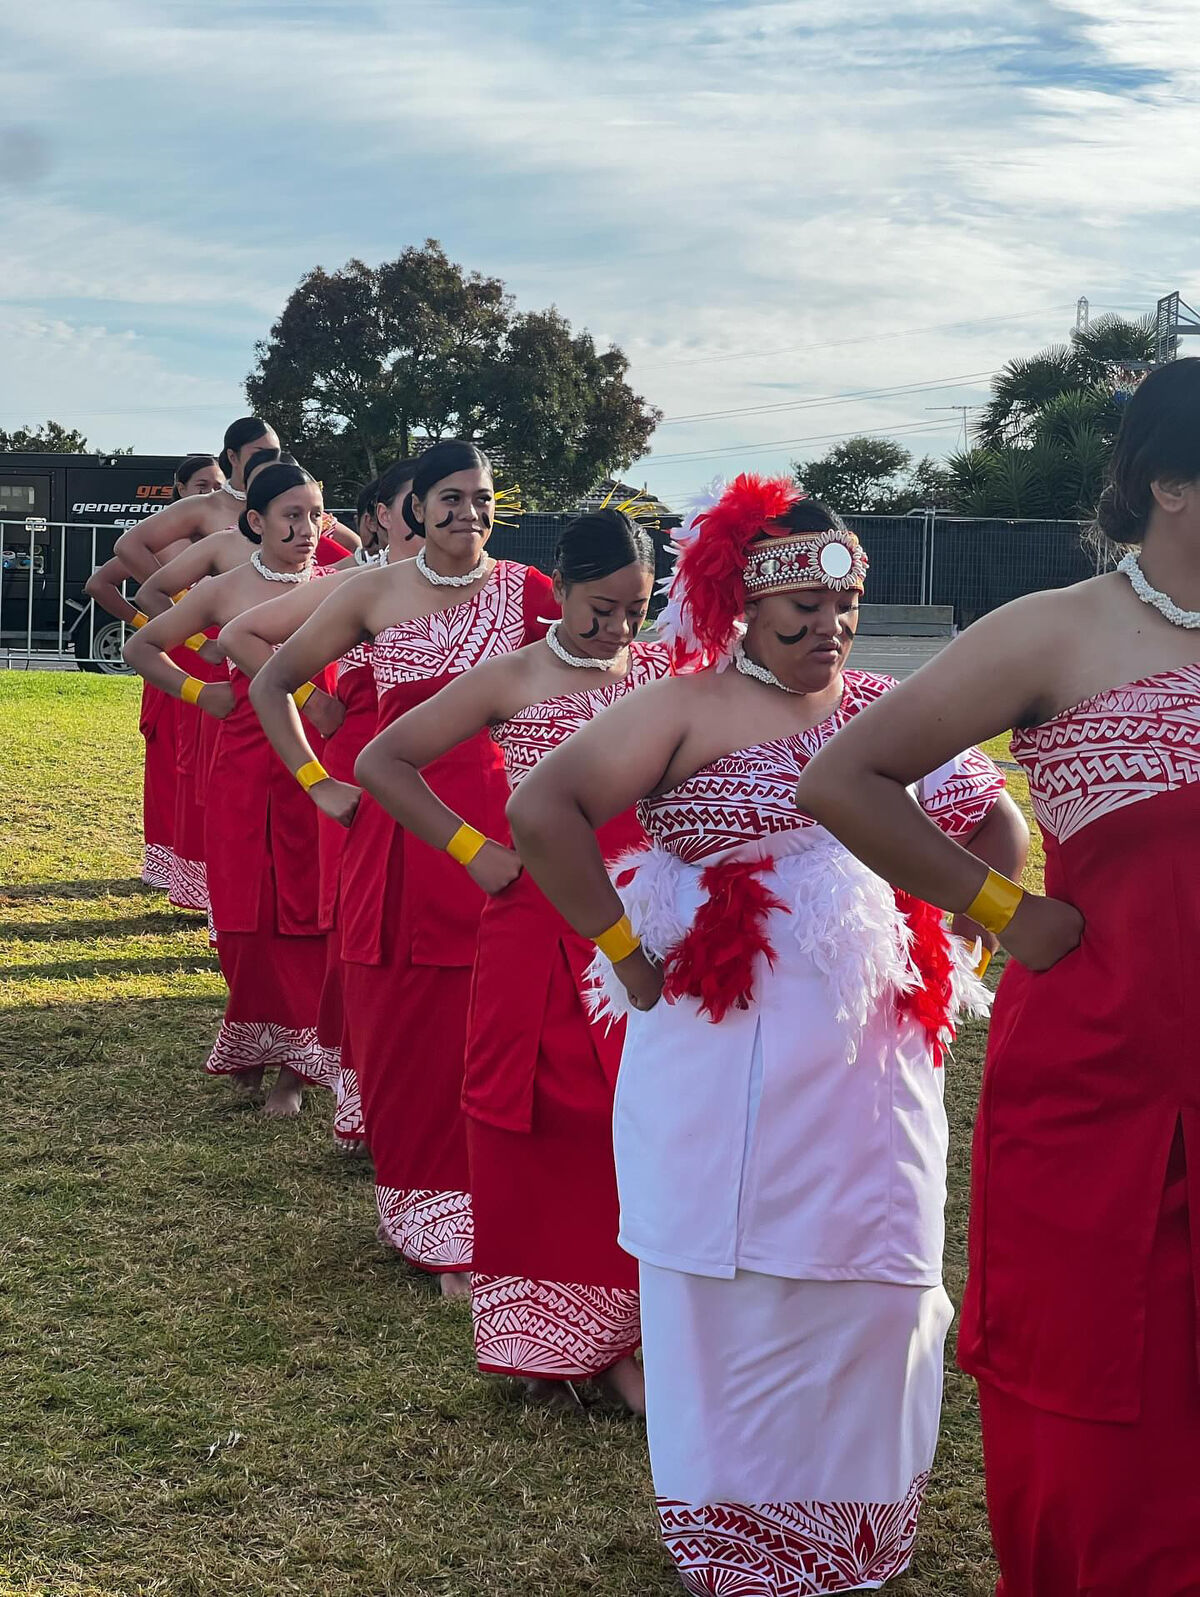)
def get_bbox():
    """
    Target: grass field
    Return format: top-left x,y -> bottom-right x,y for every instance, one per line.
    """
0,674 -> 1033,1597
